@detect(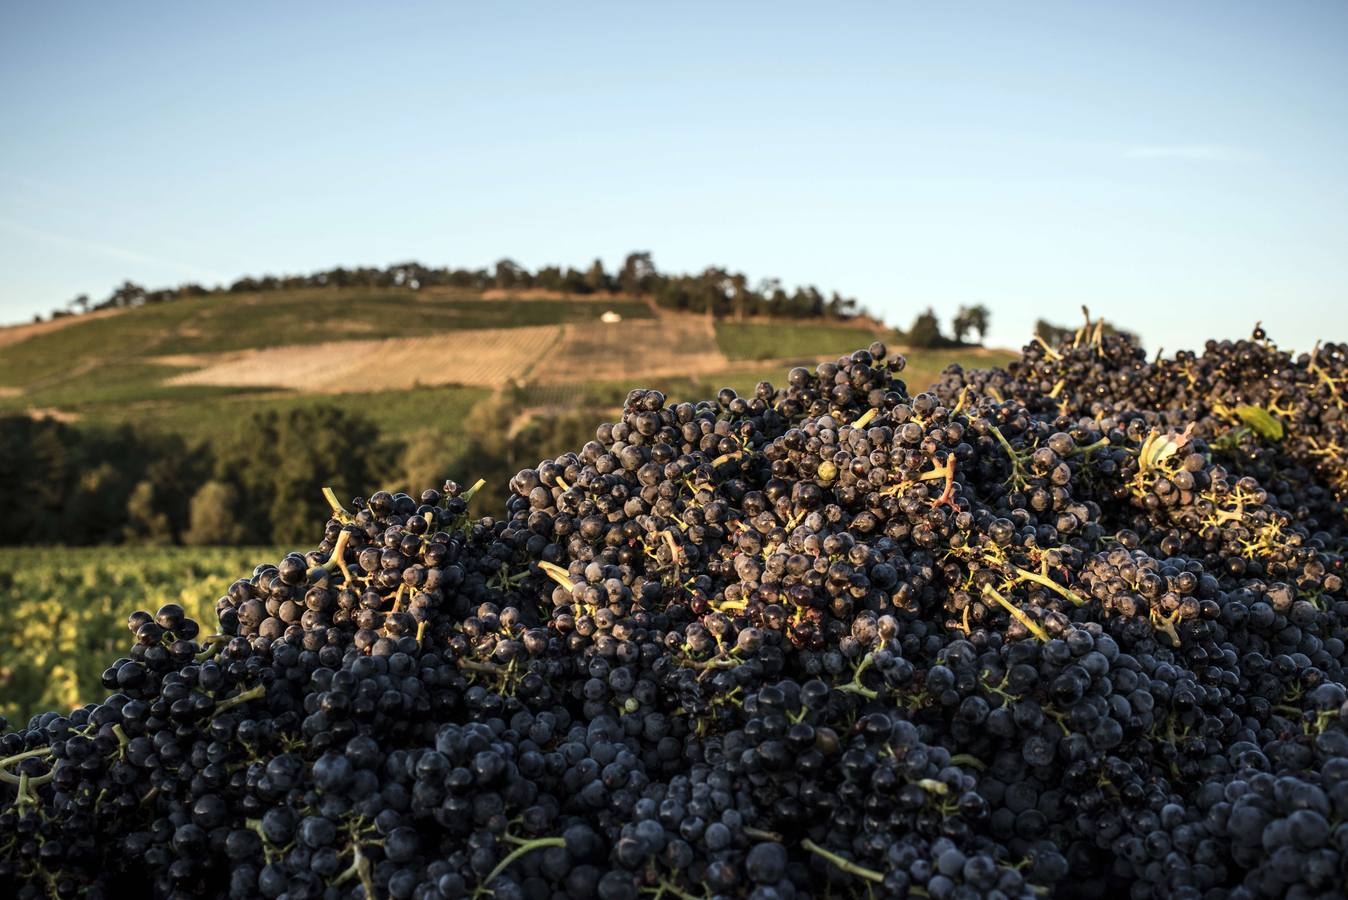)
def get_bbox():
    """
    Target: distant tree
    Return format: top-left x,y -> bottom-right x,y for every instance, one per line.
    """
619,252 -> 656,295
952,309 -> 972,343
1035,319 -> 1075,346
905,308 -> 946,348
827,292 -> 851,318
953,304 -> 990,344
397,429 -> 467,499
103,281 -> 147,309
71,294 -> 90,314
122,481 -> 173,544
56,254 -> 885,327
67,462 -> 136,545
535,266 -> 565,292
212,406 -> 392,545
730,273 -> 749,320
493,258 -> 528,290
803,286 -> 825,317
556,268 -> 583,293
966,304 -> 990,344
584,259 -> 609,293
183,481 -> 248,545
